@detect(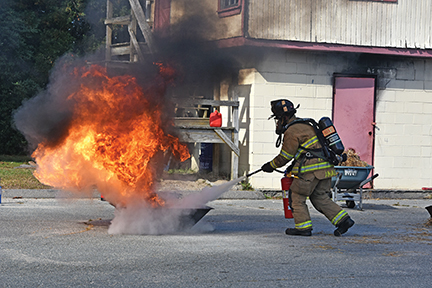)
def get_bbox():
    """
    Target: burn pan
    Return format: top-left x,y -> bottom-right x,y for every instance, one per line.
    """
83,206 -> 213,230
176,206 -> 213,230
